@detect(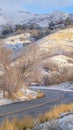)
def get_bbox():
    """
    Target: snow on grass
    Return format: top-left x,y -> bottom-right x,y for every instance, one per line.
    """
31,82 -> 73,92
58,114 -> 73,130
4,33 -> 31,44
36,114 -> 73,130
48,82 -> 73,91
37,28 -> 73,53
47,55 -> 73,69
0,88 -> 37,106
0,92 -> 13,105
3,33 -> 32,51
0,71 -> 4,76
